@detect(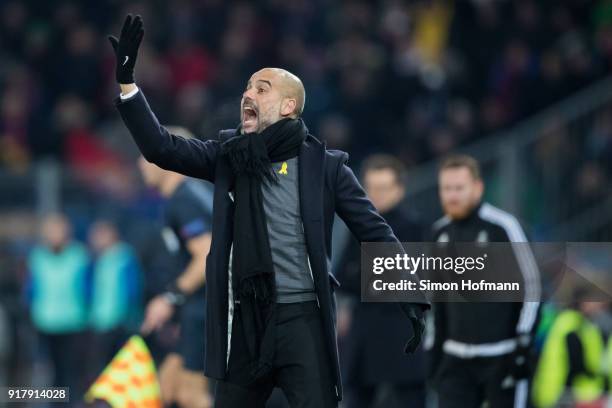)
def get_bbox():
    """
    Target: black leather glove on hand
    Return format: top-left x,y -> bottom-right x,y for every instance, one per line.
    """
404,304 -> 426,353
108,14 -> 144,84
